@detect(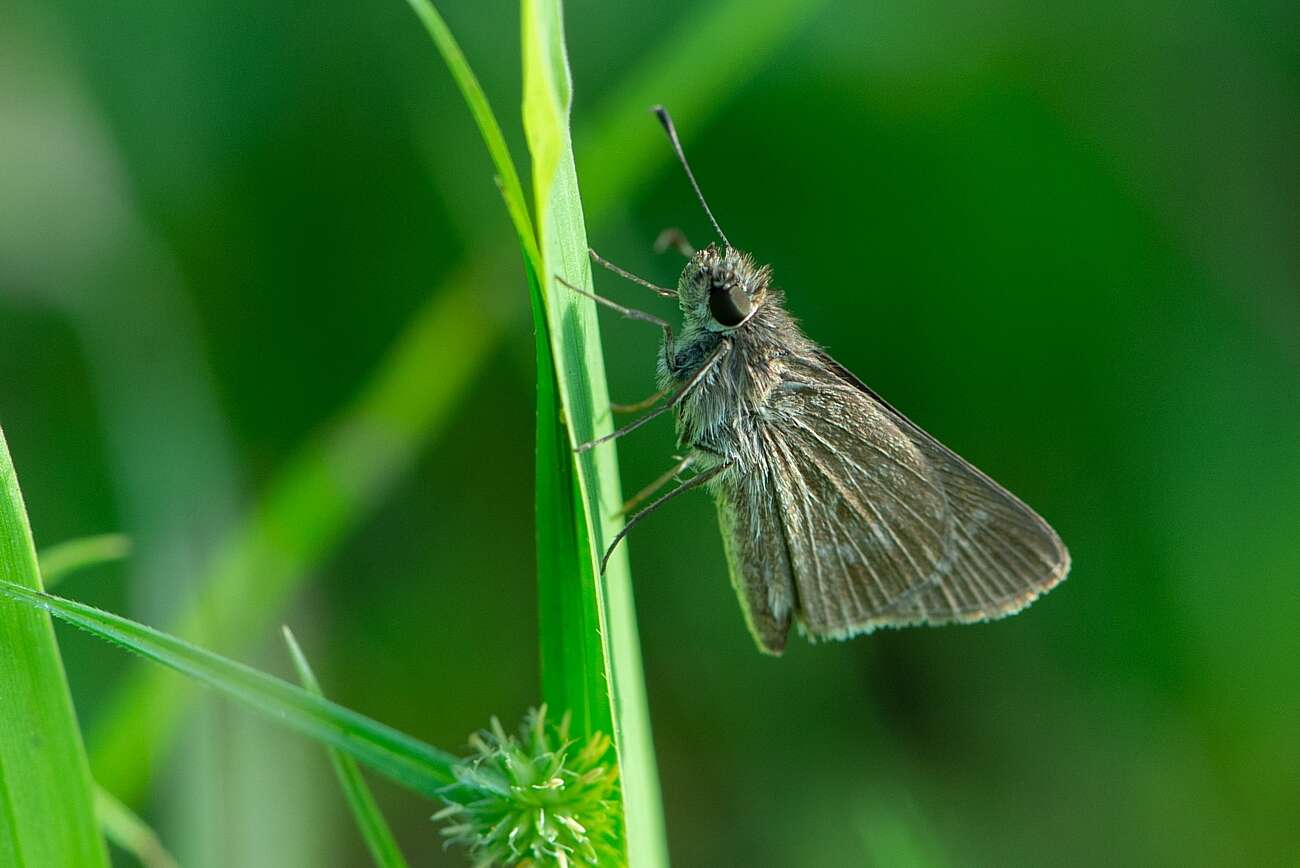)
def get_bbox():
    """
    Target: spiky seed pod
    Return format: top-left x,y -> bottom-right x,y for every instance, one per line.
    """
435,706 -> 622,867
